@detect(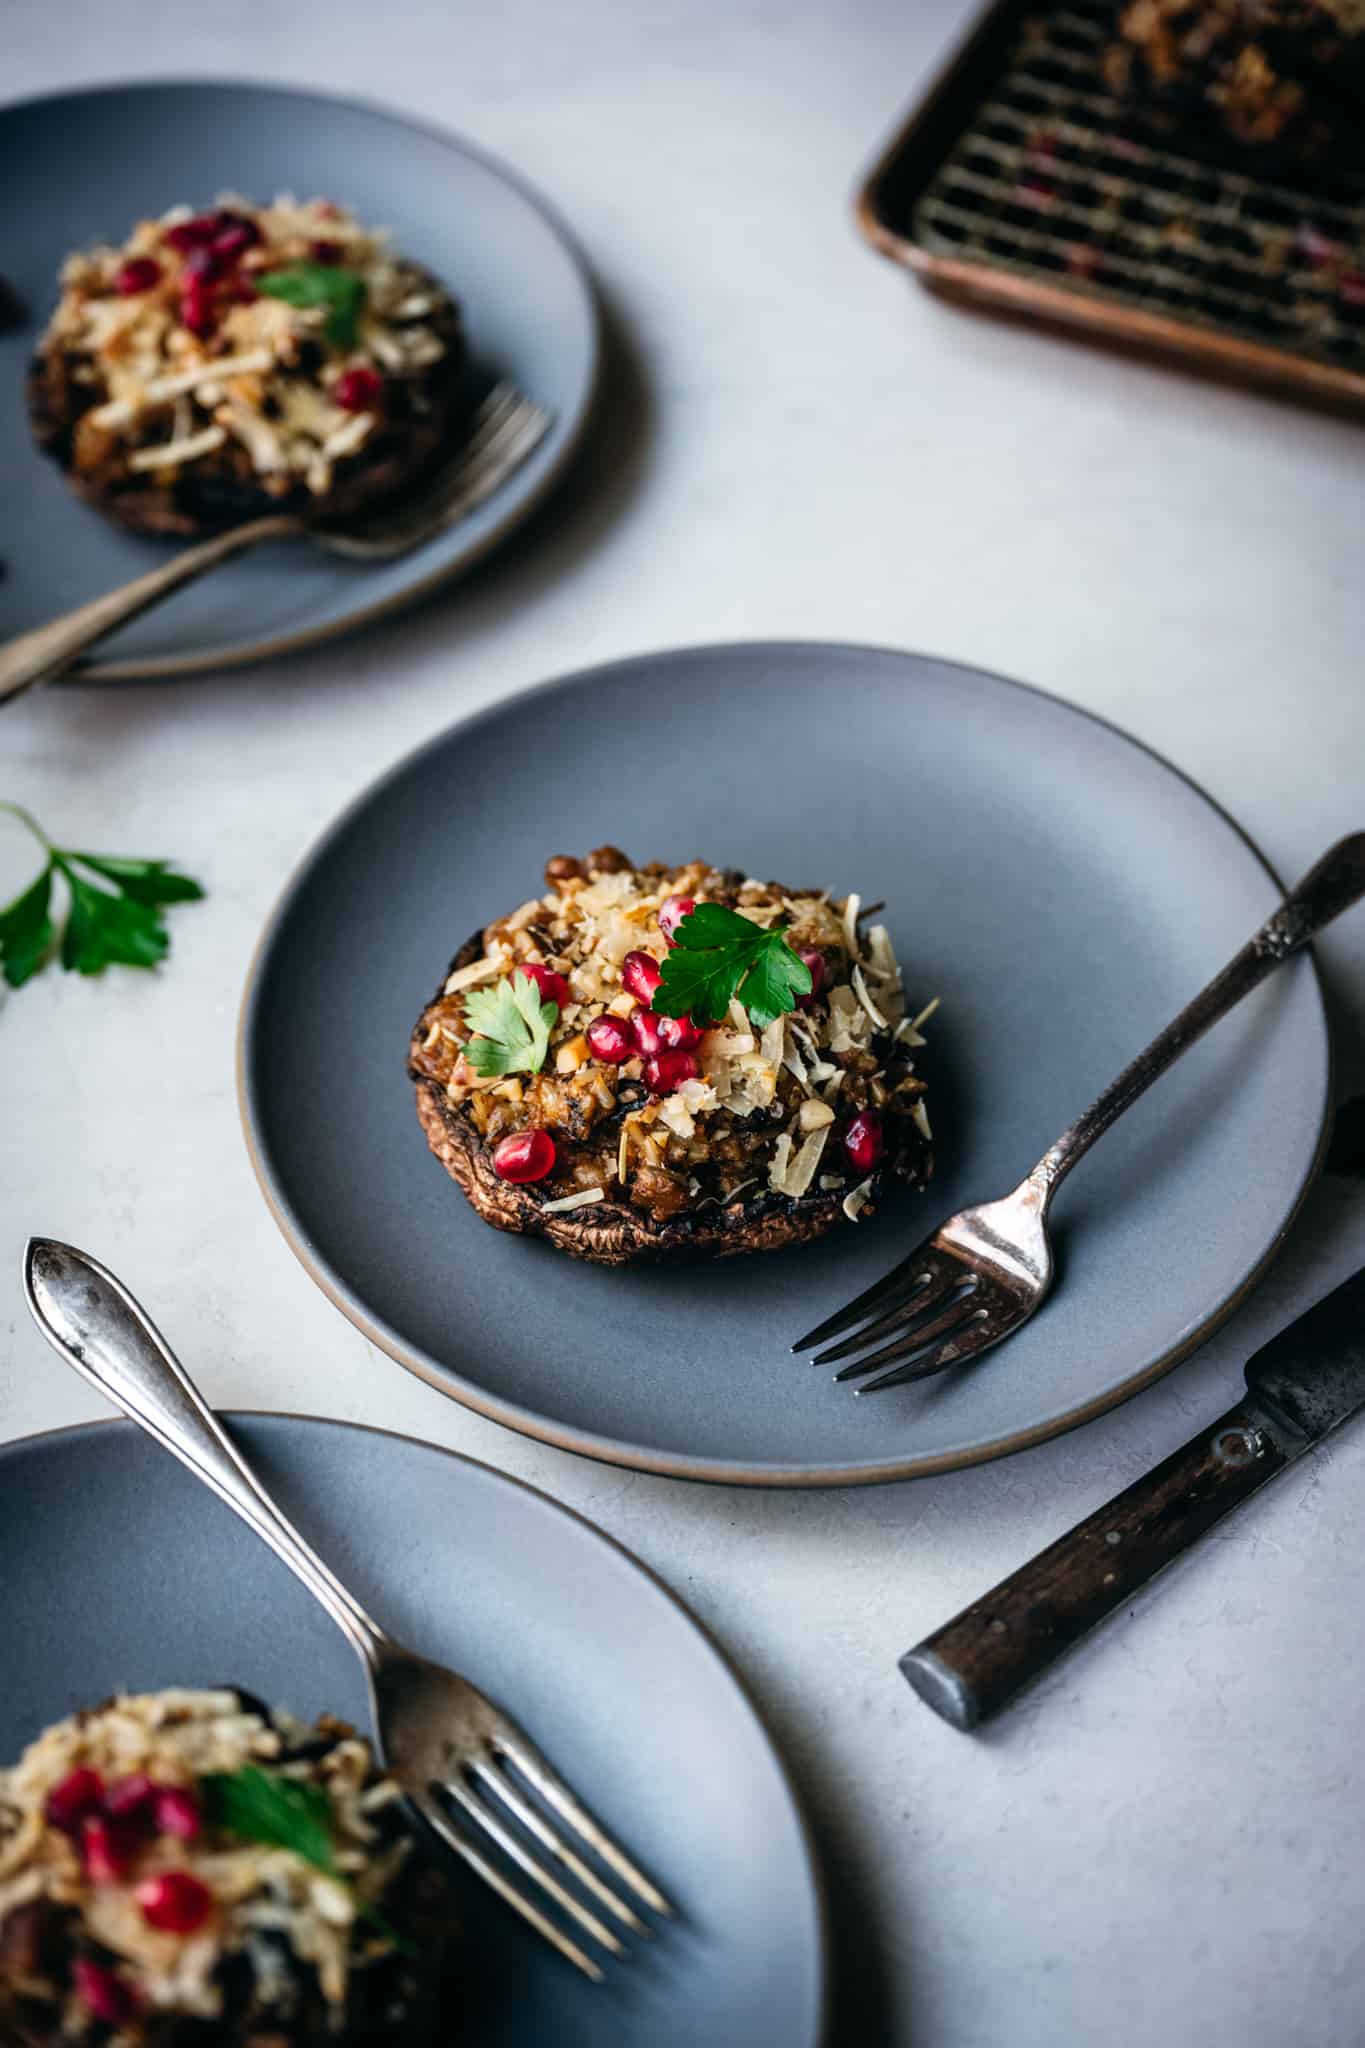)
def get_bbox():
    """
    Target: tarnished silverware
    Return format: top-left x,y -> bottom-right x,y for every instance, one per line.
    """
0,384 -> 552,706
23,1238 -> 670,1980
794,832 -> 1365,1393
